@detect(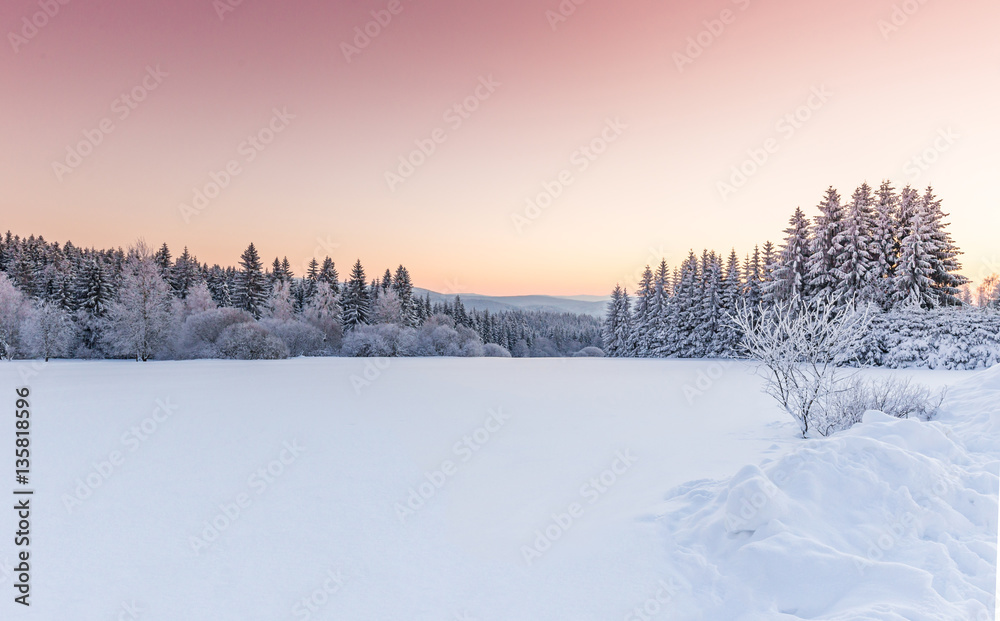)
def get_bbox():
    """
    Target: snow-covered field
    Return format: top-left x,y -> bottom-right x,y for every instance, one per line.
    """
0,359 -> 995,620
